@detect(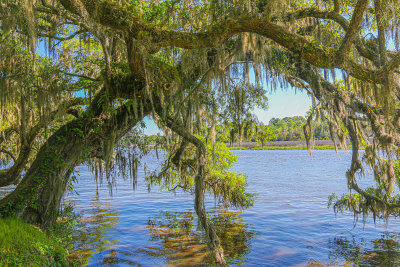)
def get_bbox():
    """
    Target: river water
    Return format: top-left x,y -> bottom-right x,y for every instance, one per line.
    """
65,150 -> 400,266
